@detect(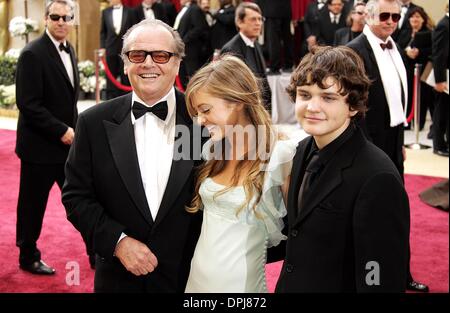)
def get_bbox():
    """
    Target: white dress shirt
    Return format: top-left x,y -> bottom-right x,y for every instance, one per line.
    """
174,3 -> 190,30
143,4 -> 156,20
46,29 -> 74,87
329,12 -> 341,24
112,5 -> 123,35
132,87 -> 176,220
239,32 -> 256,48
363,25 -> 408,127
